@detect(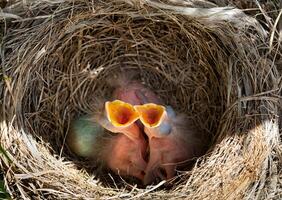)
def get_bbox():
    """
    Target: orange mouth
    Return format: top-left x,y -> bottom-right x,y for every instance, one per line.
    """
105,100 -> 139,127
134,103 -> 165,128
